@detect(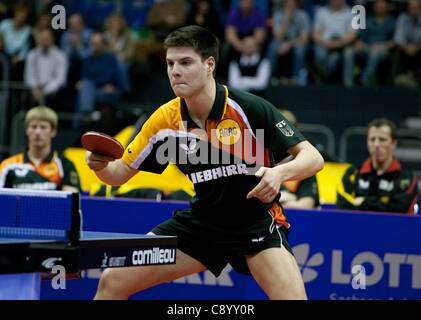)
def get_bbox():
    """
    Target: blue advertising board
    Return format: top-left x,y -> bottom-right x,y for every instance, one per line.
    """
41,197 -> 421,300
288,209 -> 421,300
